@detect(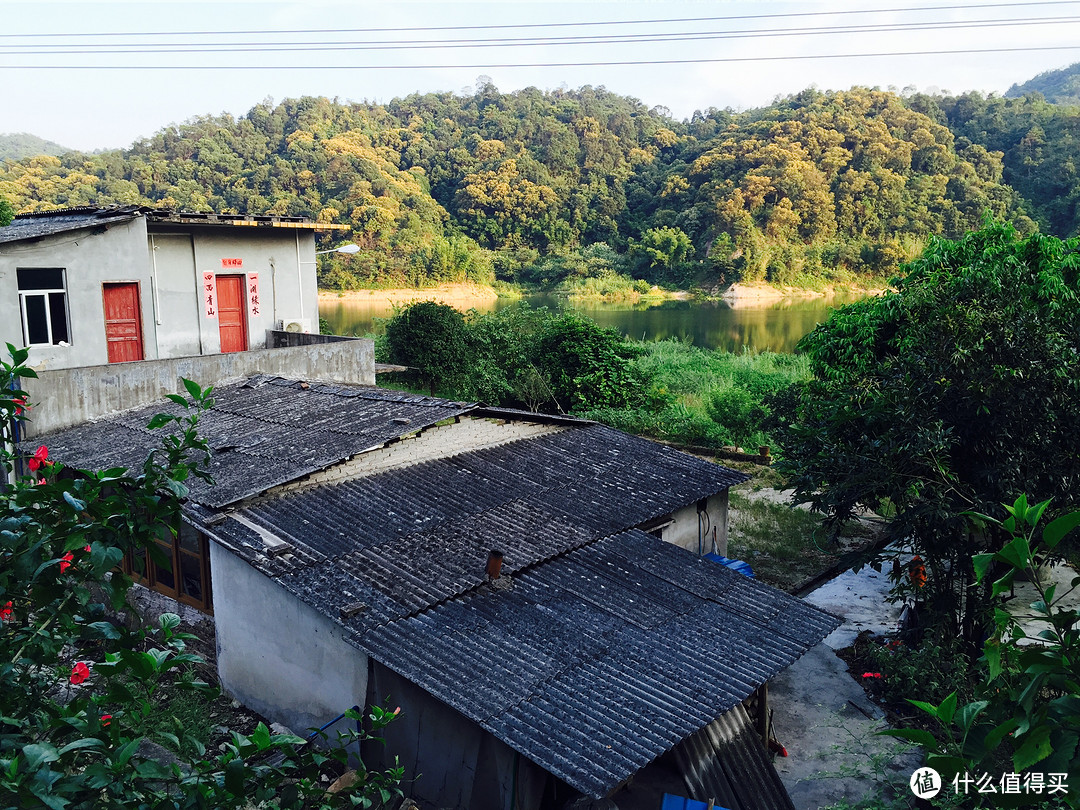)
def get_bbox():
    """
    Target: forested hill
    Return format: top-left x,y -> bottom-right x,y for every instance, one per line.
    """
0,84 -> 1063,290
0,133 -> 72,162
1006,62 -> 1080,106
